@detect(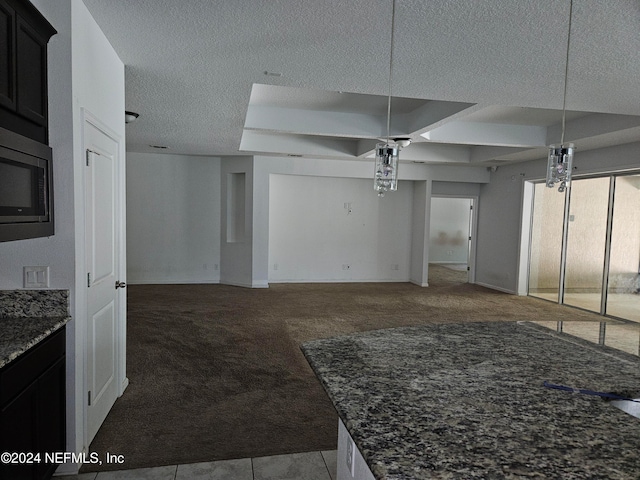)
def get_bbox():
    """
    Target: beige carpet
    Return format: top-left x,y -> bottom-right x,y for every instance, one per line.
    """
84,265 -> 605,472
